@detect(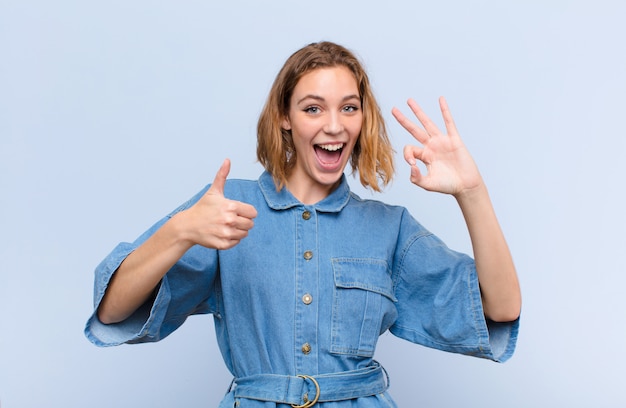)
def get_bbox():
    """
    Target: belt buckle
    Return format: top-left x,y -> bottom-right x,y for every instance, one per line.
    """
291,374 -> 320,408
